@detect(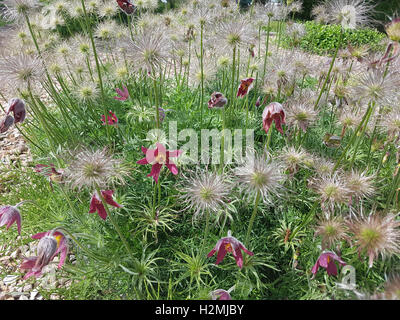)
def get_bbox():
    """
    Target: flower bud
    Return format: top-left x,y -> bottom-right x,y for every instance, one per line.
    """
33,236 -> 58,272
8,98 -> 26,123
0,115 -> 14,133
